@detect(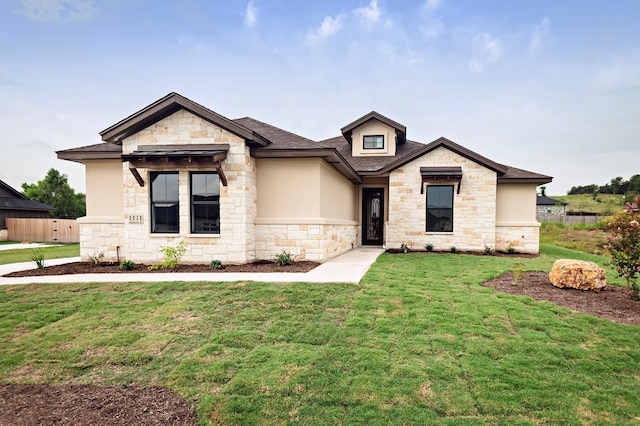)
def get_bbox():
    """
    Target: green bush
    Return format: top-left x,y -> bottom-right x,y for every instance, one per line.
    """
401,242 -> 409,253
425,243 -> 434,252
210,259 -> 223,270
150,241 -> 187,270
483,245 -> 494,256
450,246 -> 457,254
275,250 -> 294,266
119,260 -> 135,271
